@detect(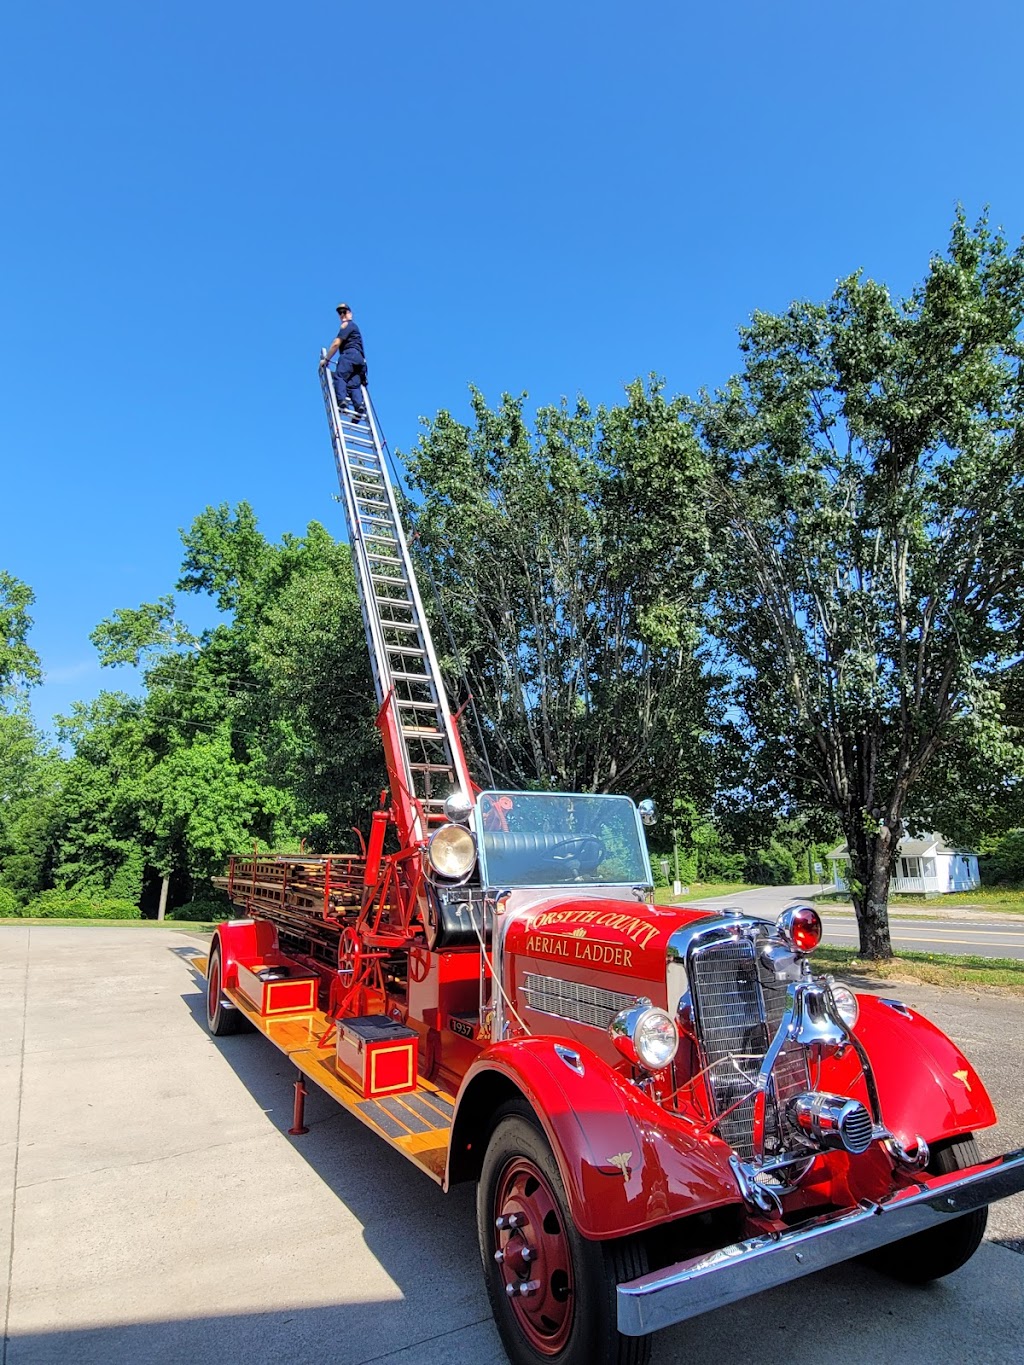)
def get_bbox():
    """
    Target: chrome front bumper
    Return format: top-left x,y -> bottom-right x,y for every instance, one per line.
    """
617,1147 -> 1024,1336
